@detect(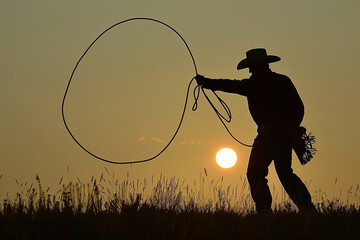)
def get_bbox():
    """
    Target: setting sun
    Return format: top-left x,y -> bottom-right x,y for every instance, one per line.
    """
216,148 -> 237,168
